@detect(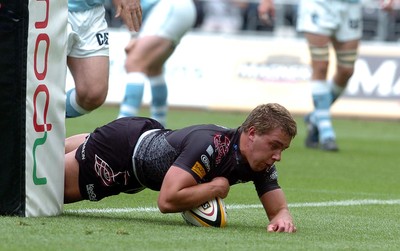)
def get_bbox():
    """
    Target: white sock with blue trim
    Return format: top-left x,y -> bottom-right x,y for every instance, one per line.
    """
118,72 -> 148,118
65,88 -> 90,118
311,80 -> 336,142
149,74 -> 167,126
